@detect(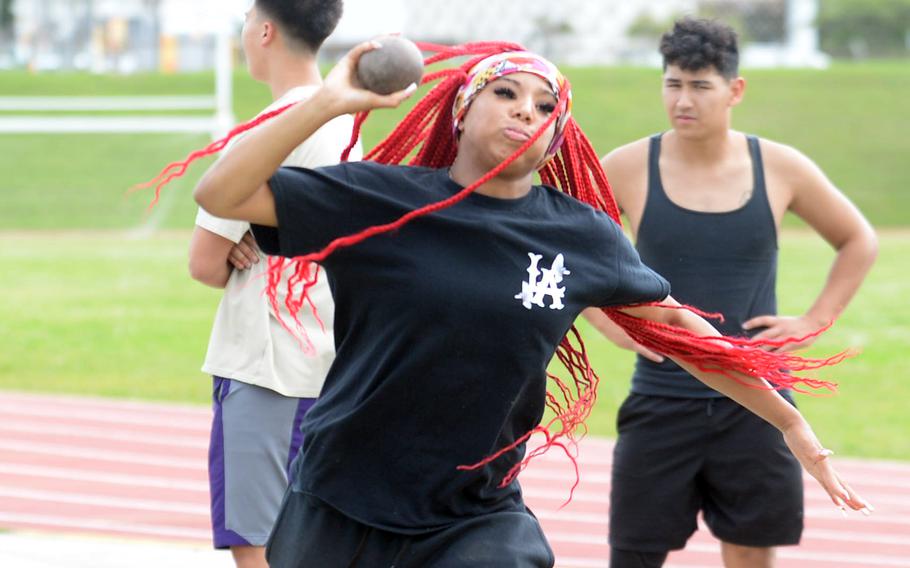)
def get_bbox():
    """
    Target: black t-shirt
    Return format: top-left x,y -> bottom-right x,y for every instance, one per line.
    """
252,162 -> 669,533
